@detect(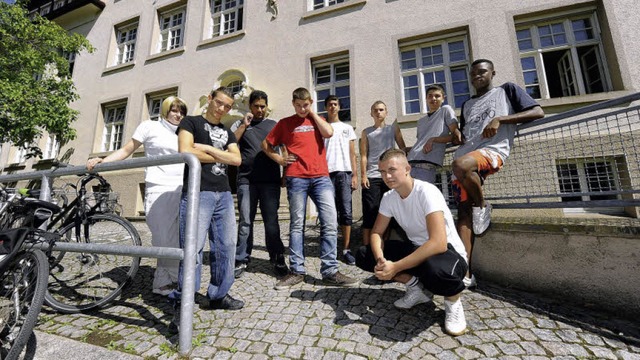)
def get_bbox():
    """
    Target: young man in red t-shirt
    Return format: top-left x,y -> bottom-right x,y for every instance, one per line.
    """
262,87 -> 358,290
